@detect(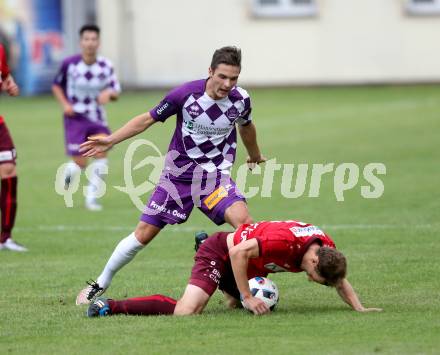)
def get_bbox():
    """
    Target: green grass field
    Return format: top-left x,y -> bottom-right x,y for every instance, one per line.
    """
0,85 -> 439,354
